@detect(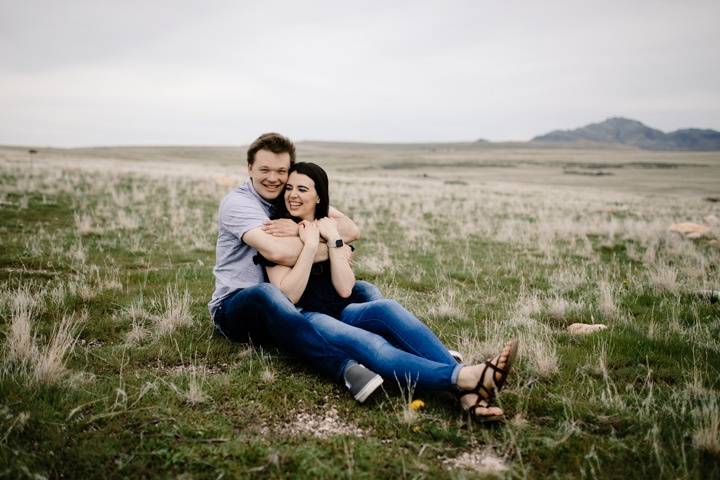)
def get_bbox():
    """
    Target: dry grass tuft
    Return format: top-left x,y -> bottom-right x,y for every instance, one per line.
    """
124,299 -> 152,345
100,267 -> 123,291
181,367 -> 209,405
395,374 -> 421,426
184,378 -> 208,405
453,328 -> 491,365
356,243 -> 393,275
5,287 -> 40,367
428,286 -> 463,318
509,292 -> 542,328
126,321 -> 149,346
48,283 -> 67,308
545,294 -> 582,322
252,348 -> 276,384
693,397 -> 720,455
153,285 -> 193,337
517,328 -> 559,378
68,238 -> 88,266
598,280 -> 619,319
74,212 -> 96,235
115,209 -> 140,231
648,264 -> 679,293
684,365 -> 711,398
260,368 -> 276,384
32,313 -> 85,385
